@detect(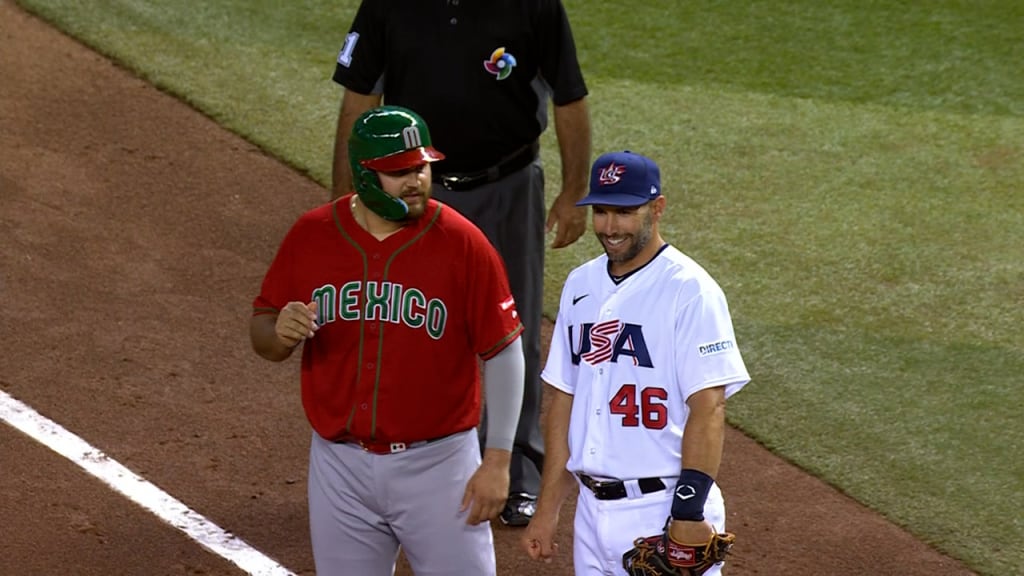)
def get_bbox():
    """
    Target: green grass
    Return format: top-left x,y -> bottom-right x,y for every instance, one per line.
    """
571,0 -> 1024,116
14,0 -> 1024,573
